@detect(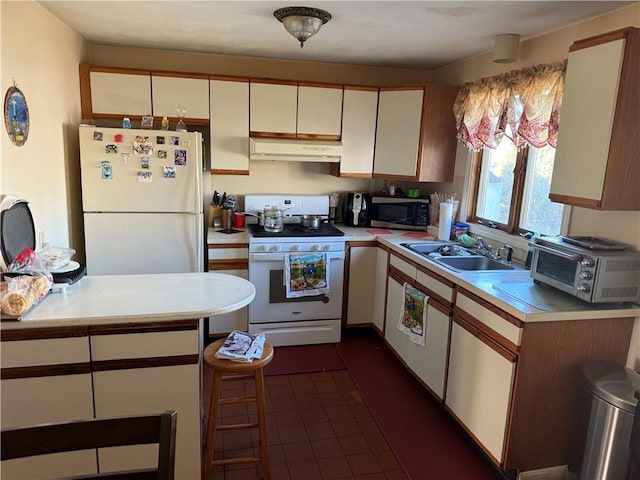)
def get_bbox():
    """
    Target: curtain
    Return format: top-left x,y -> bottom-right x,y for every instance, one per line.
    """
453,61 -> 566,150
